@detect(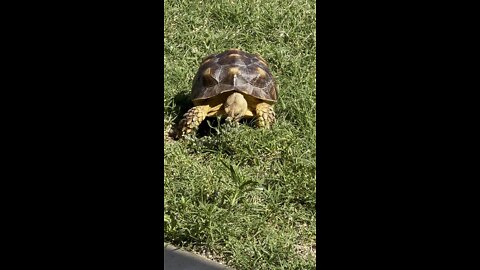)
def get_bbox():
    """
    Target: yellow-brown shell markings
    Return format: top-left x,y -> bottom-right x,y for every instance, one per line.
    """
191,49 -> 278,103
